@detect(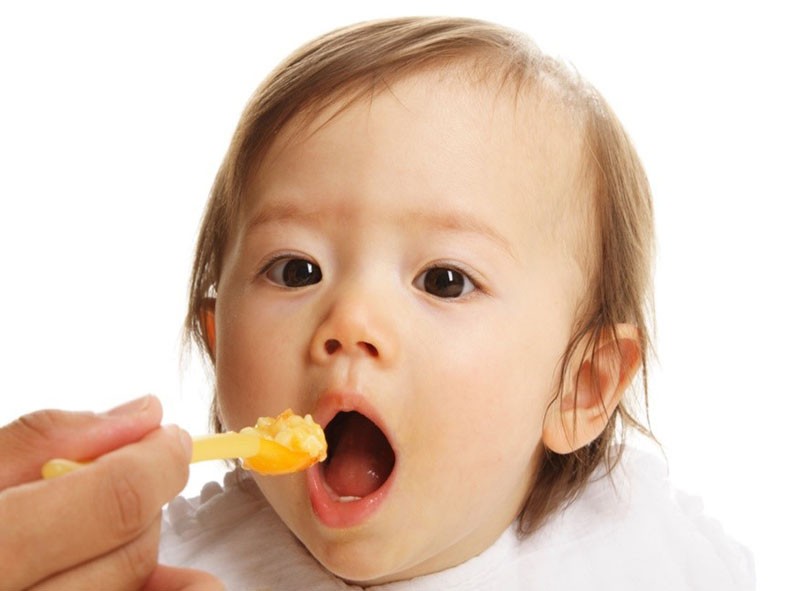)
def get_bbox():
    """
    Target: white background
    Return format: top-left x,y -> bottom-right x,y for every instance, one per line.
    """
1,1 -> 796,588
